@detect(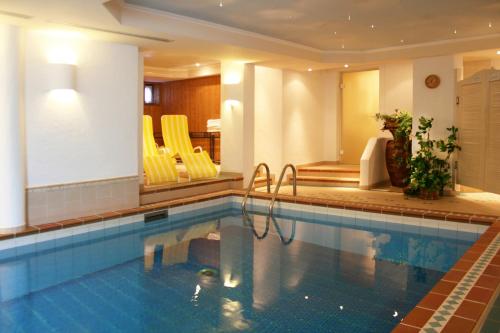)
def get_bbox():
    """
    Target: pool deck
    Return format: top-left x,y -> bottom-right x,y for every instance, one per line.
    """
1,188 -> 499,333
